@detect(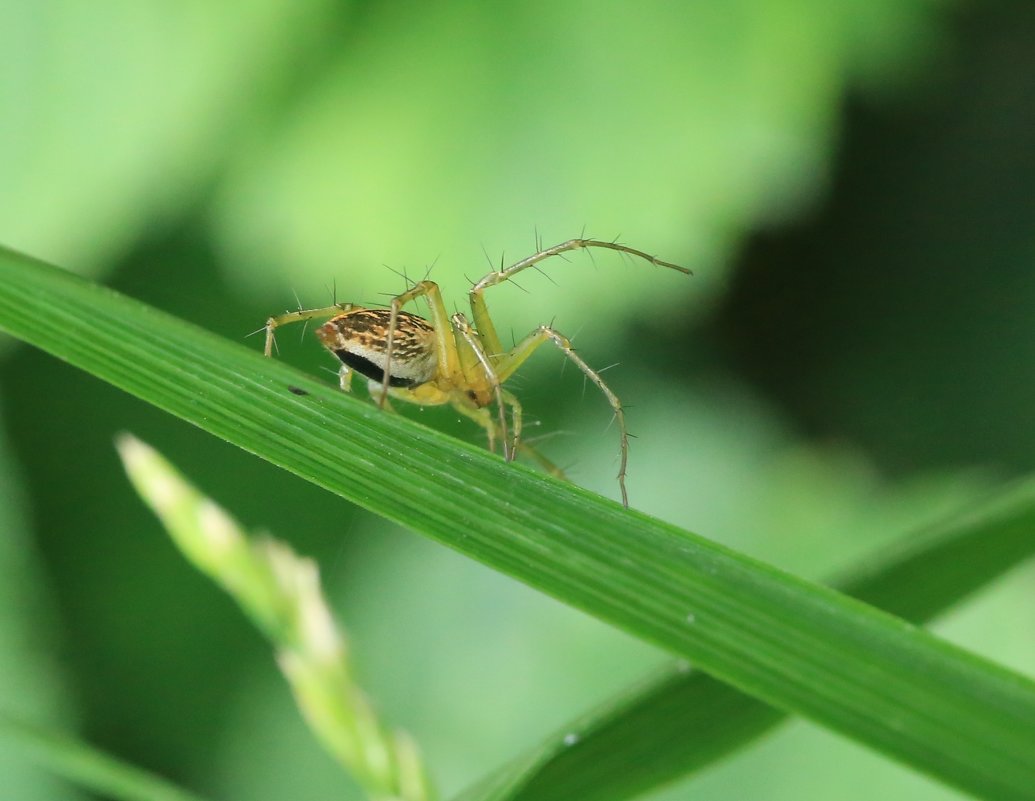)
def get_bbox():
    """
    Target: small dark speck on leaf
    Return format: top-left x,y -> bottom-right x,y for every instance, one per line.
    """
288,385 -> 310,396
